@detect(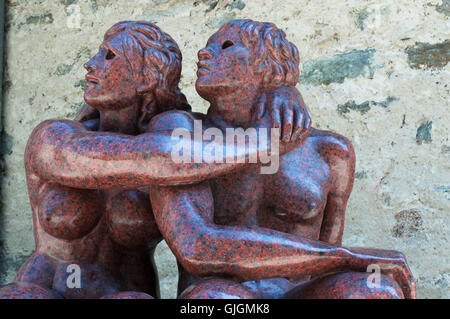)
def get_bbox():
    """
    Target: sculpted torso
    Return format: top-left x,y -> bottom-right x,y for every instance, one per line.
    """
159,111 -> 353,297
21,169 -> 161,298
213,129 -> 339,235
